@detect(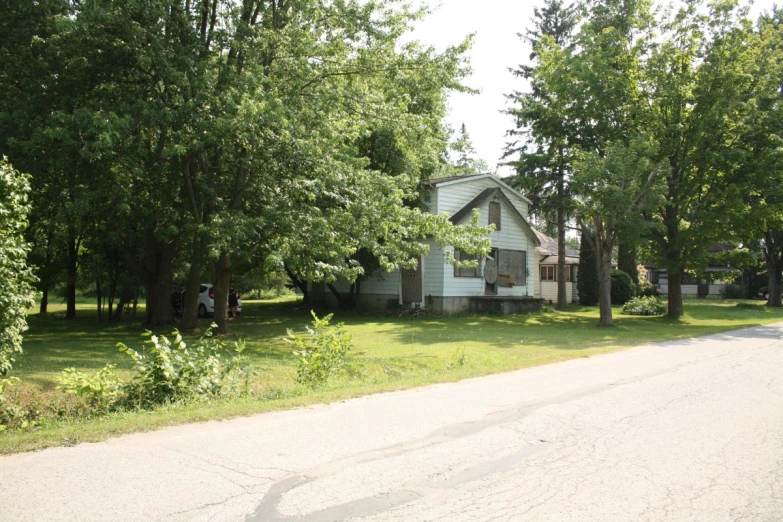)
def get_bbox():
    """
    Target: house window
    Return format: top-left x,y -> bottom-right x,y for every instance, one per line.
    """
453,249 -> 480,278
540,264 -> 575,282
489,201 -> 501,231
498,249 -> 526,286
